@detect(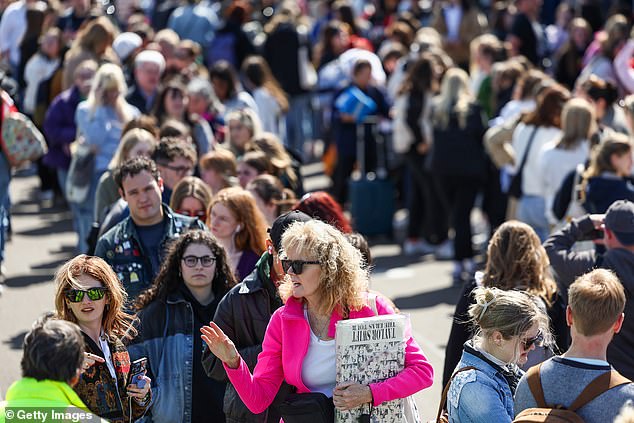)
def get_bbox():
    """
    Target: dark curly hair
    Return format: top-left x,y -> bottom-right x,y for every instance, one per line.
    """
134,230 -> 237,310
